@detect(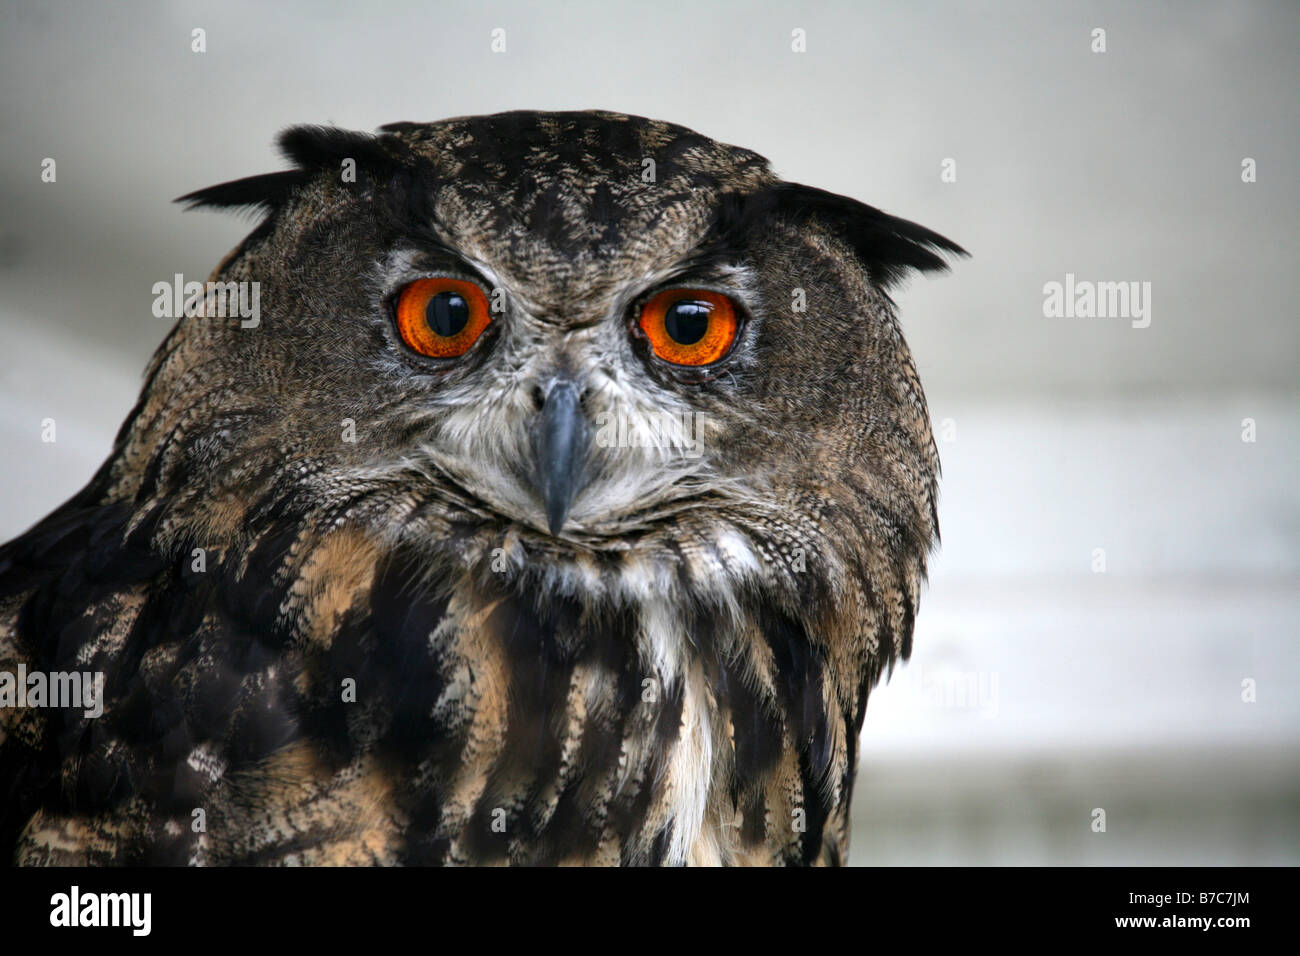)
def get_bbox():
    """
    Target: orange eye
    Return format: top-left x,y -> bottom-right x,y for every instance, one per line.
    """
637,289 -> 740,366
394,278 -> 492,359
